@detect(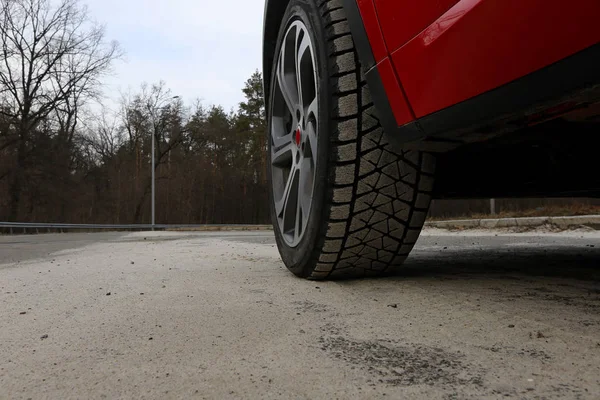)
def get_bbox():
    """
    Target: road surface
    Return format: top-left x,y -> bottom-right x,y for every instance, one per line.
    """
1,229 -> 599,399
